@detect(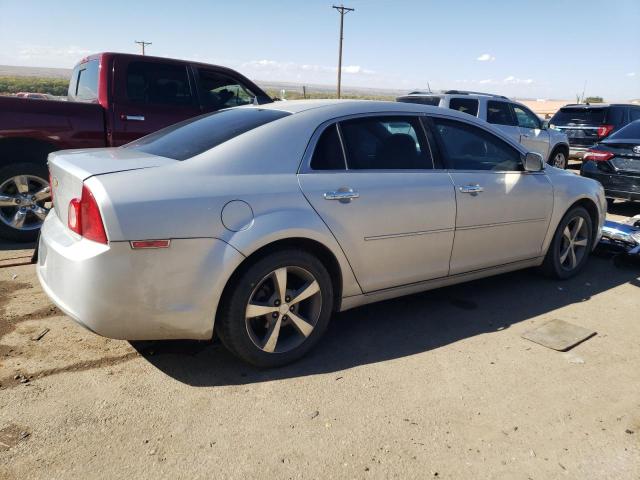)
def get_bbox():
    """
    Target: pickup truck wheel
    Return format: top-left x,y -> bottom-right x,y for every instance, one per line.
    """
0,163 -> 51,242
